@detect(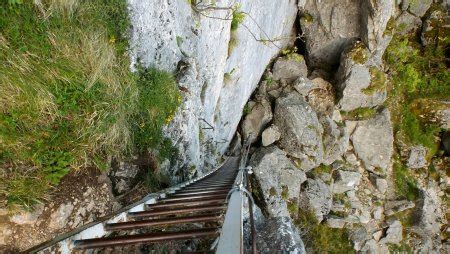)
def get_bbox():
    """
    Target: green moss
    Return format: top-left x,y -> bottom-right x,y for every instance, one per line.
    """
309,164 -> 333,179
362,67 -> 387,95
341,107 -> 377,121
